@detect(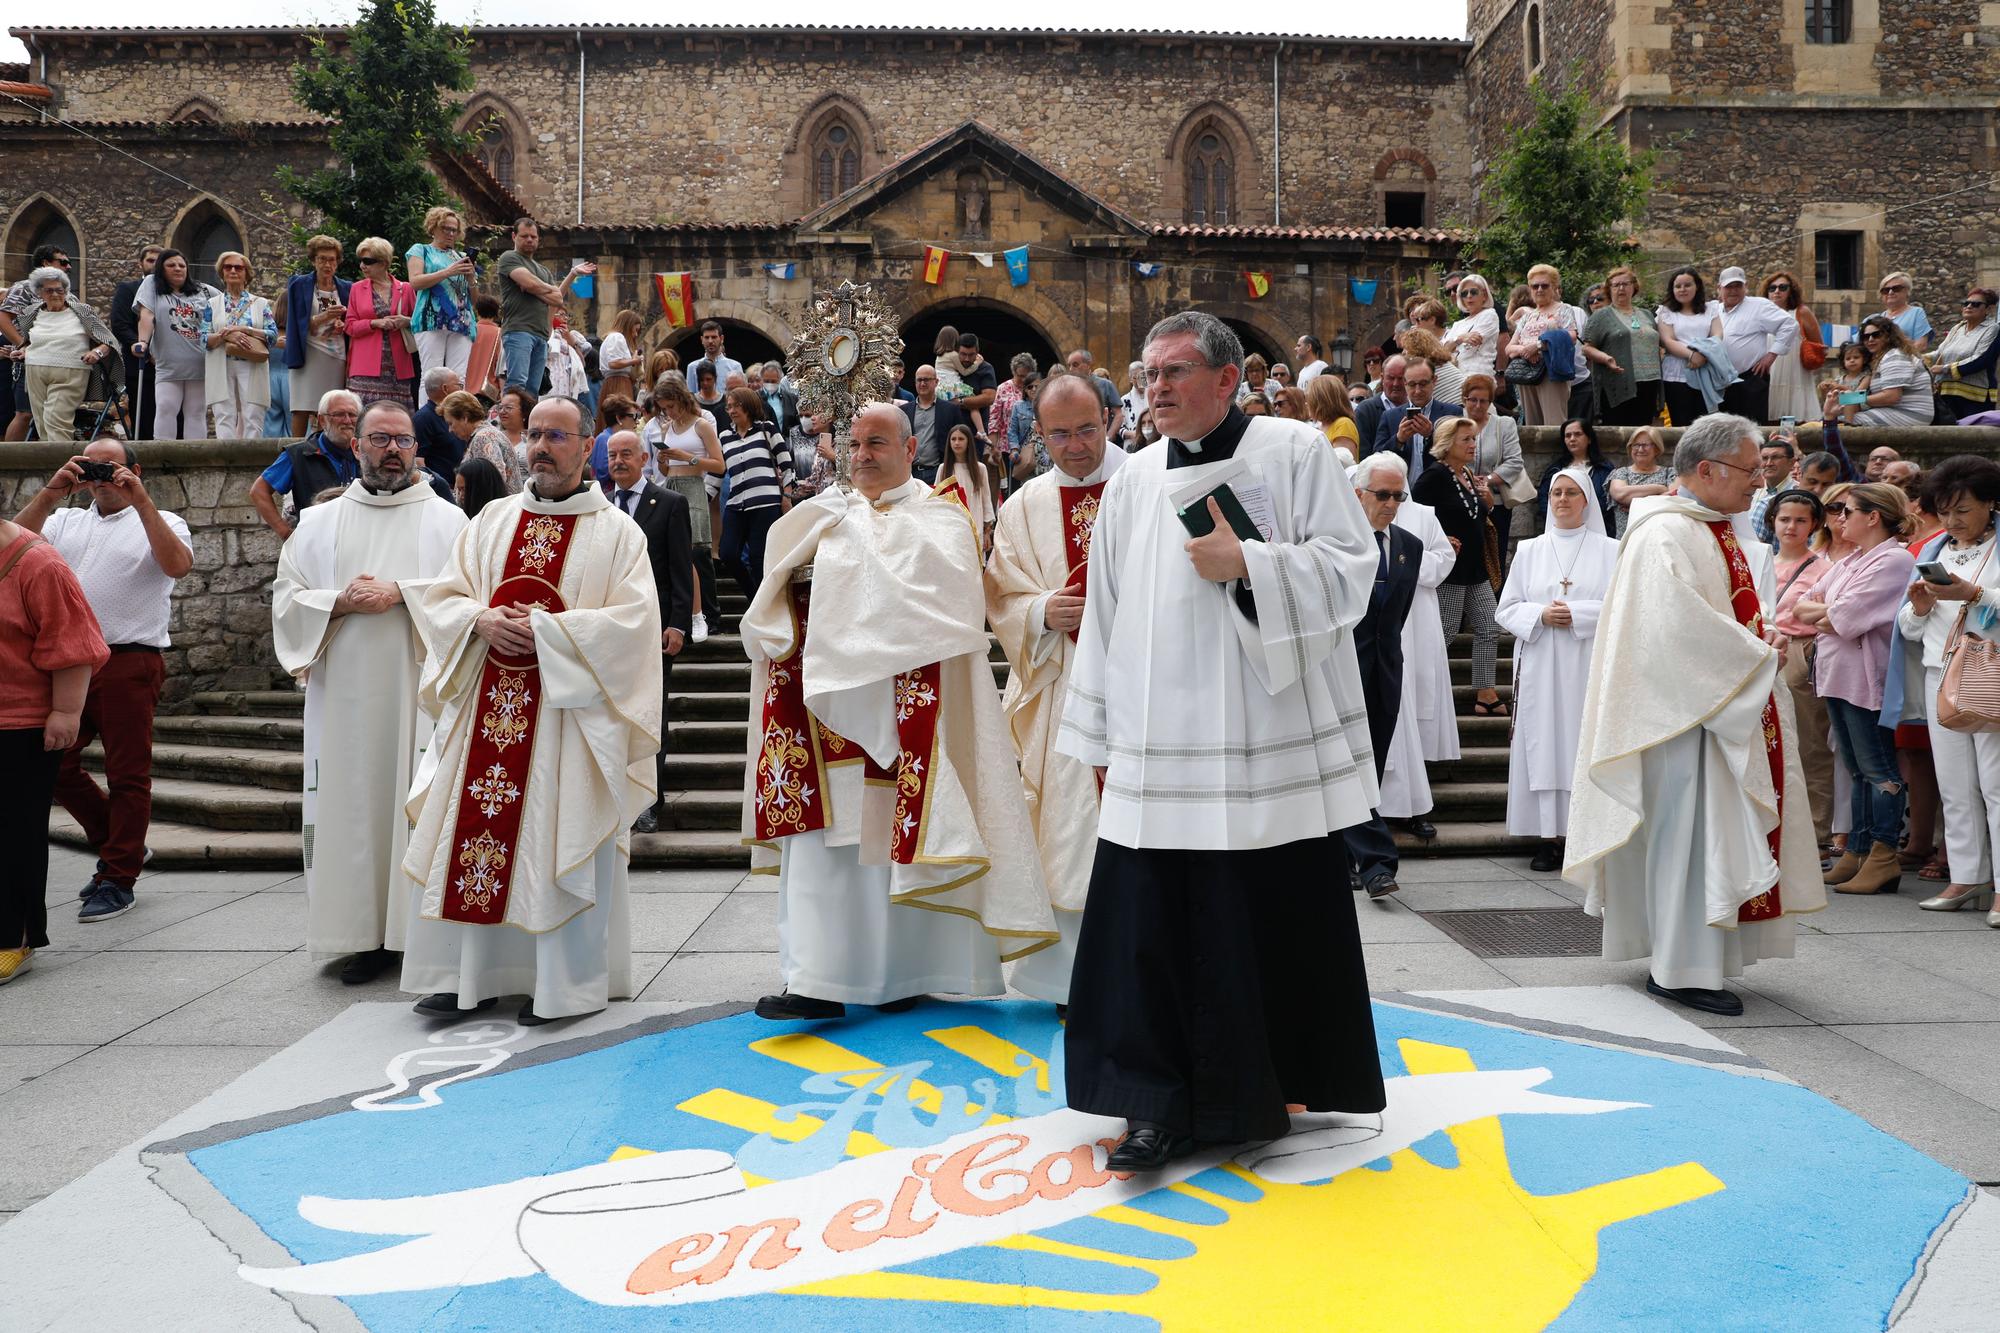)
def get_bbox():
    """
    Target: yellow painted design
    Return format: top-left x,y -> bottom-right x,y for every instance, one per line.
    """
606,1145 -> 656,1162
747,1033 -> 1007,1122
783,1037 -> 1724,1330
923,1024 -> 1051,1095
675,1088 -> 892,1160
